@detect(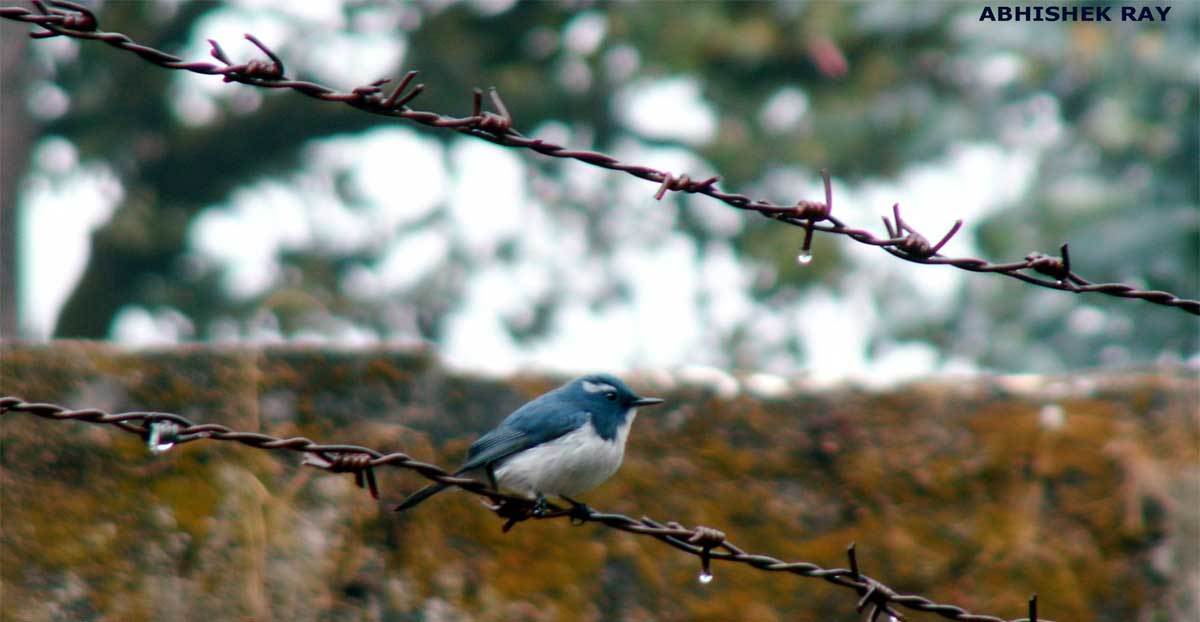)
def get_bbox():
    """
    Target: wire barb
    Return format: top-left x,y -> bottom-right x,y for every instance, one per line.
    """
844,544 -> 907,622
207,33 -> 283,81
381,70 -> 424,108
303,451 -> 380,499
470,87 -> 513,133
687,525 -> 726,583
27,0 -> 94,36
243,33 -> 283,77
653,173 -> 720,201
848,542 -> 861,581
882,203 -> 963,259
1026,244 -> 1073,284
790,168 -> 835,259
